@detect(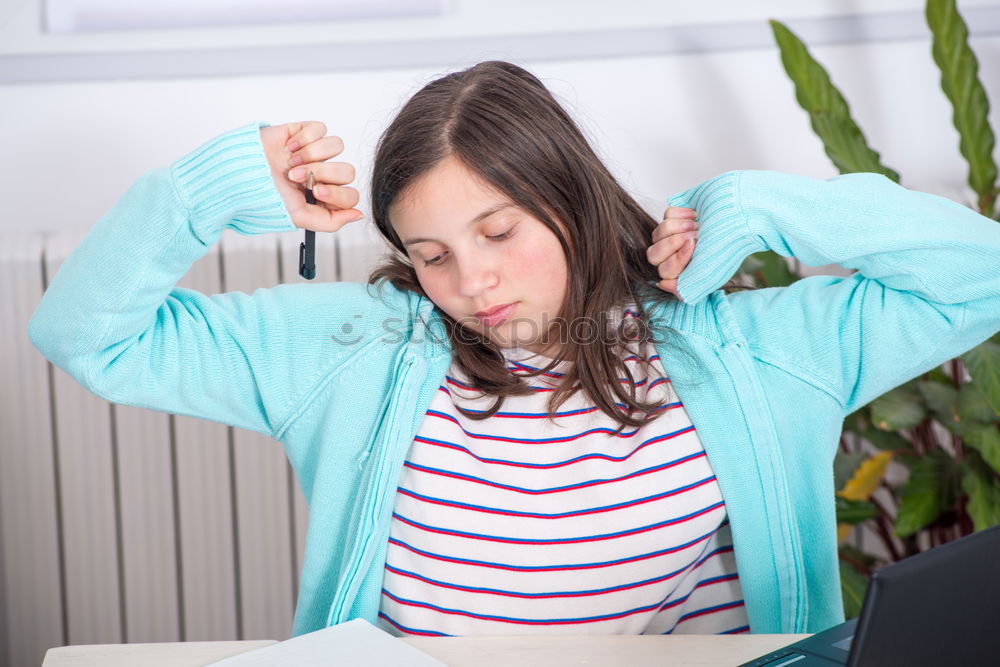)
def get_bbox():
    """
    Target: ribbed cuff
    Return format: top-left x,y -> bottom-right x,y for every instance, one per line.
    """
170,121 -> 296,244
669,170 -> 764,305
